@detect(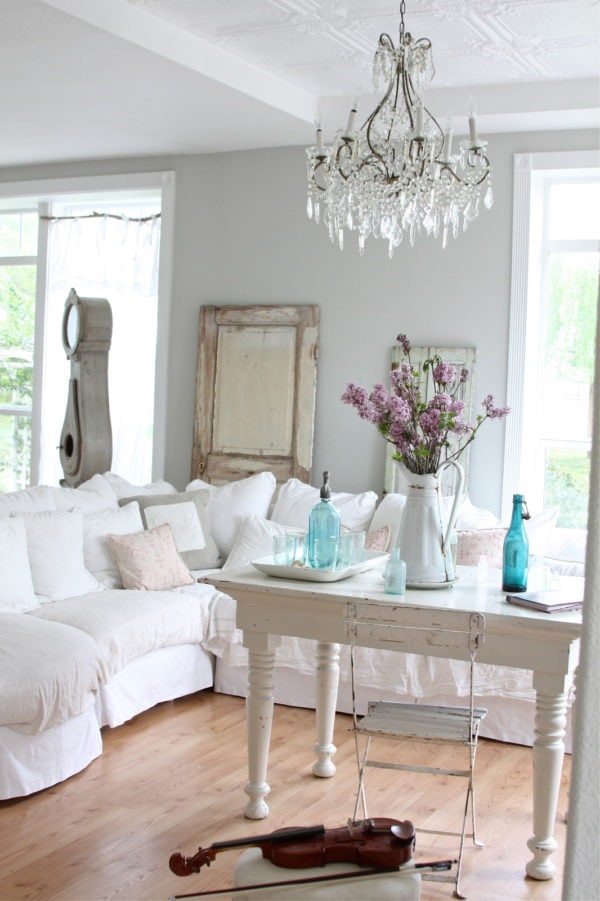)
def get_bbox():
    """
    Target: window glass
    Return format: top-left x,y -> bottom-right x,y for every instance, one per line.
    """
541,251 -> 598,528
0,264 -> 36,492
0,211 -> 38,256
548,182 -> 600,240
